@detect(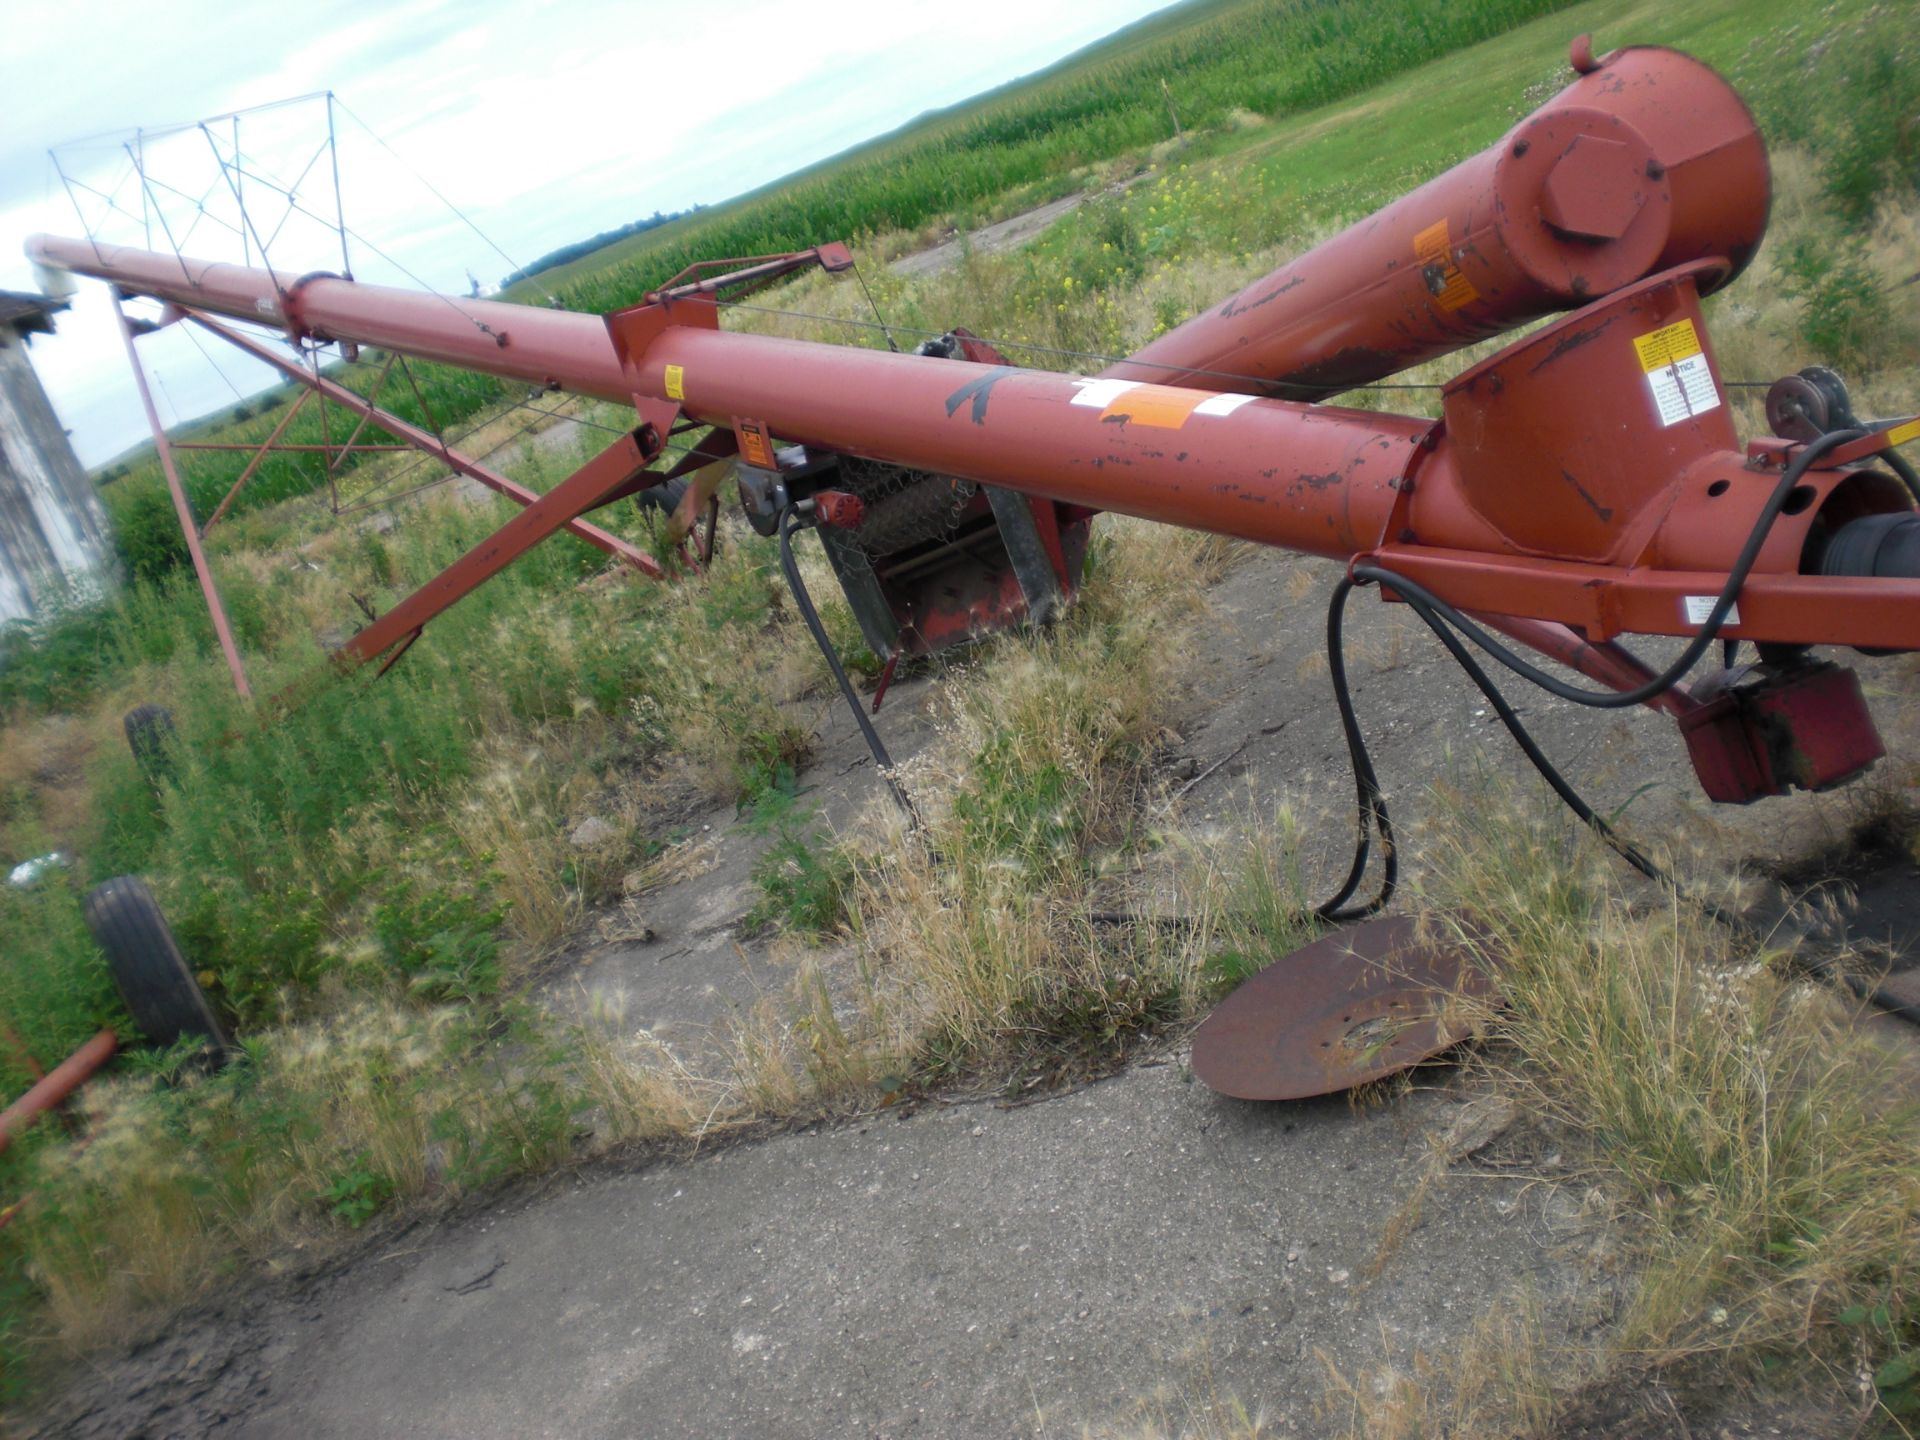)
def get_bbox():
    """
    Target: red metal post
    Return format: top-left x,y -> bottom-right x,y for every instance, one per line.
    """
0,1029 -> 117,1156
113,295 -> 254,700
